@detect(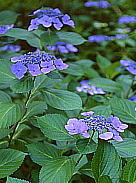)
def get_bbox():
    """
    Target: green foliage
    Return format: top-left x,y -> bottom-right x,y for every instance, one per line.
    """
39,157 -> 75,183
98,175 -> 112,183
6,177 -> 29,183
40,30 -> 59,46
0,90 -> 12,103
0,149 -> 25,178
0,10 -> 18,25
